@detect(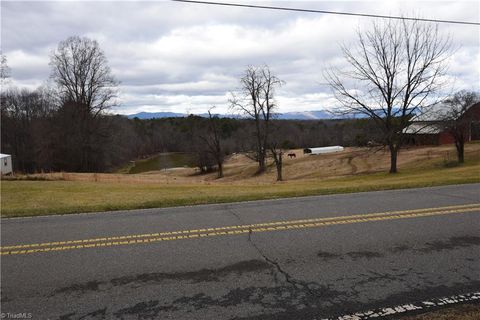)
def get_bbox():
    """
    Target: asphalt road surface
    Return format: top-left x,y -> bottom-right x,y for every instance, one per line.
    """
1,184 -> 479,320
